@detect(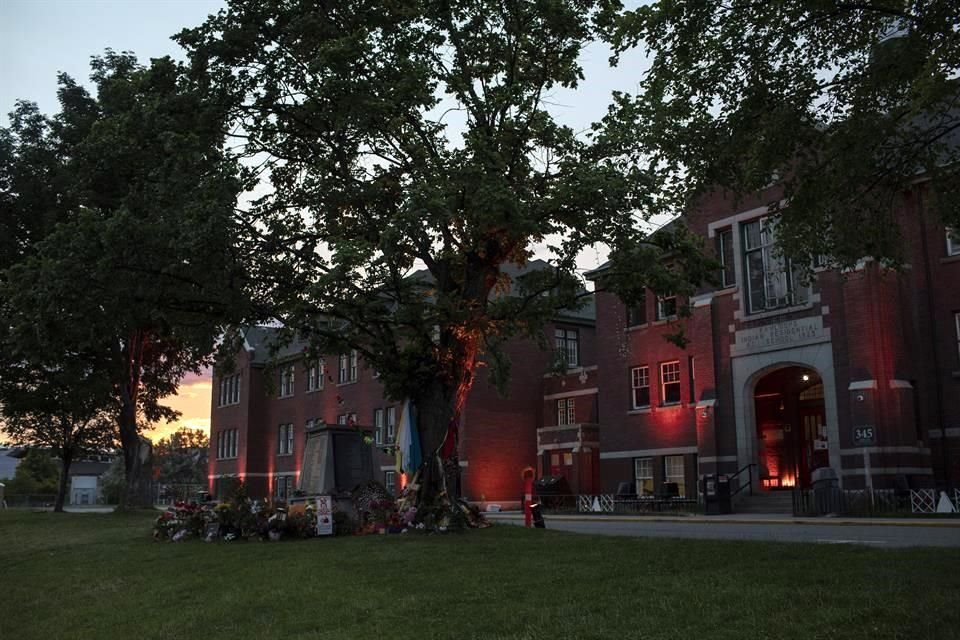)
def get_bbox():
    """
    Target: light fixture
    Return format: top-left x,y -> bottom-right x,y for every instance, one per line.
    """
802,374 -> 810,382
